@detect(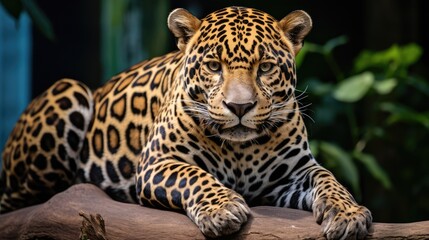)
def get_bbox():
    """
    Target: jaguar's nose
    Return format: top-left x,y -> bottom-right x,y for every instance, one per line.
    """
223,101 -> 256,118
